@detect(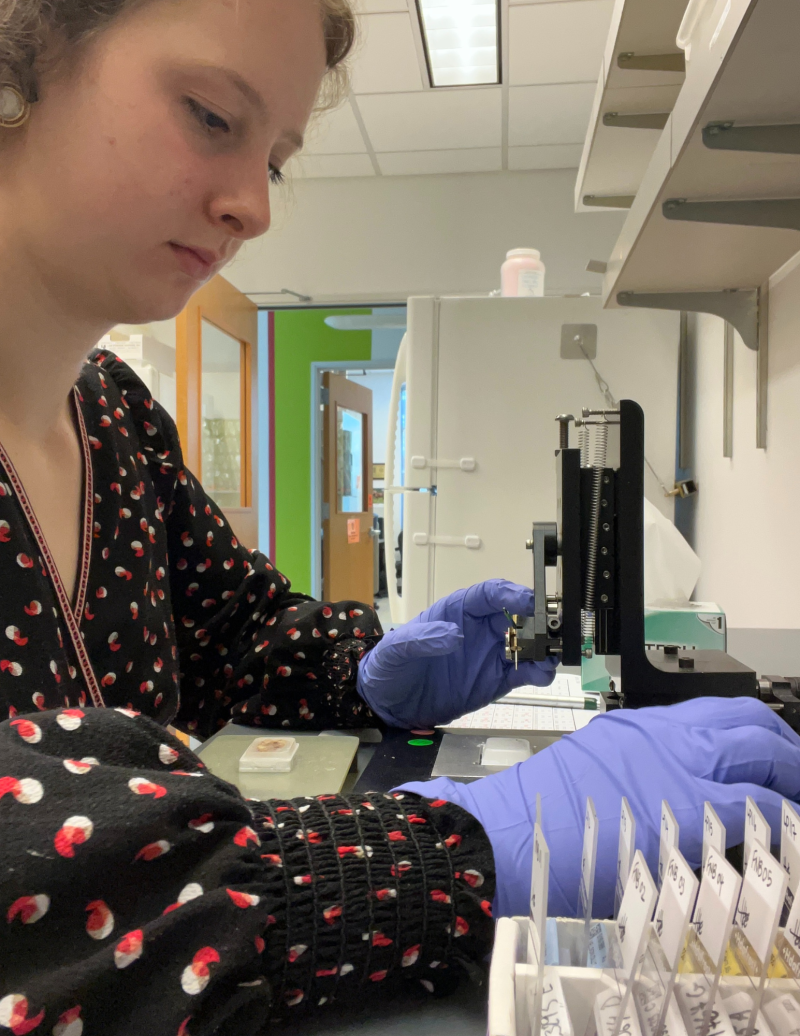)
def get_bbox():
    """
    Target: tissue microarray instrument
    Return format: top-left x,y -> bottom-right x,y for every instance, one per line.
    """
506,400 -> 800,730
